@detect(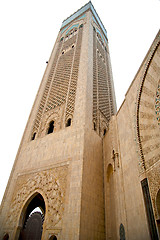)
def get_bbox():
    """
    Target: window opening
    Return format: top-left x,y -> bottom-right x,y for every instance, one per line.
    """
49,235 -> 57,240
18,193 -> 45,240
47,121 -> 54,134
141,178 -> 159,240
72,45 -> 74,48
119,223 -> 126,240
66,118 -> 71,127
31,132 -> 36,140
3,234 -> 9,240
93,122 -> 96,131
103,129 -> 106,136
